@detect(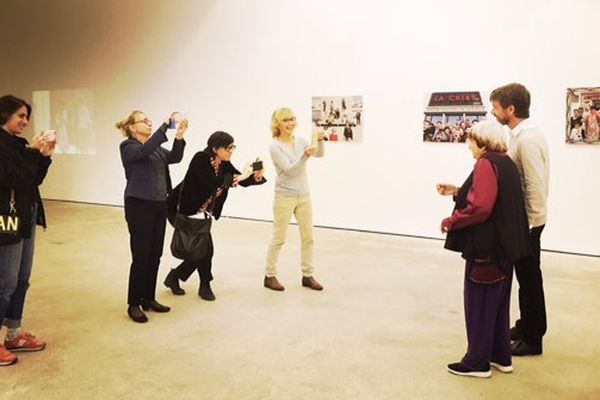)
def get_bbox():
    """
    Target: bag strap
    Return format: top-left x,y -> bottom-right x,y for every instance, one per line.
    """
9,189 -> 16,213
